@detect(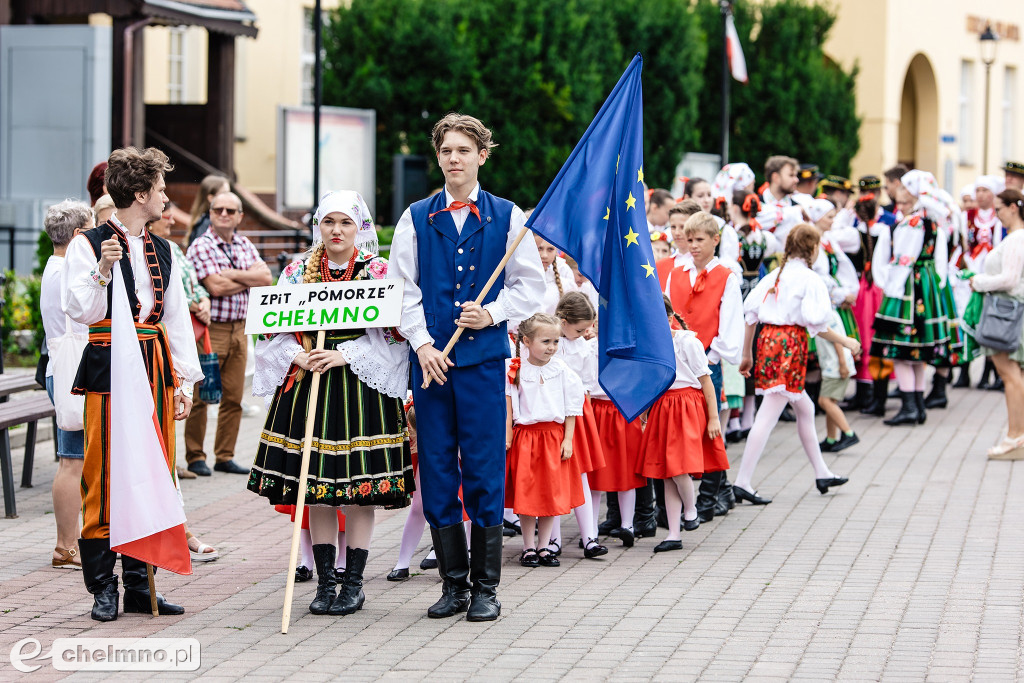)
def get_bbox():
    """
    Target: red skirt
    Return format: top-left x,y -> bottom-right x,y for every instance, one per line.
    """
570,397 -> 607,476
505,422 -> 585,517
587,398 -> 646,492
852,274 -> 885,382
636,387 -> 729,479
755,324 -> 809,397
275,505 -> 346,532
